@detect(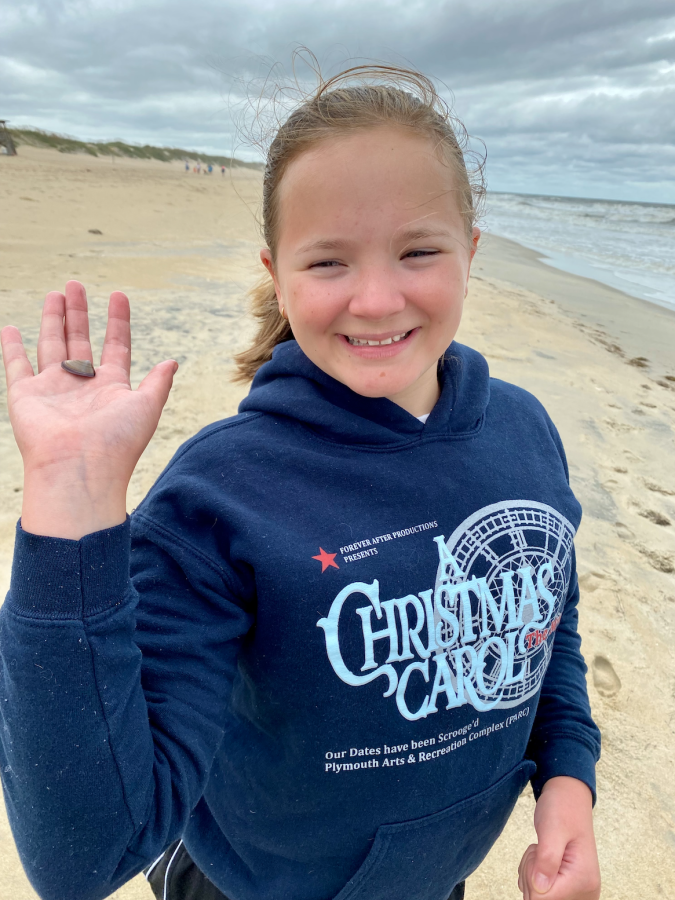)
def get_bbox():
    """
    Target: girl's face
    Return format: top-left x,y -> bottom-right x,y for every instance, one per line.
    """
261,126 -> 480,416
